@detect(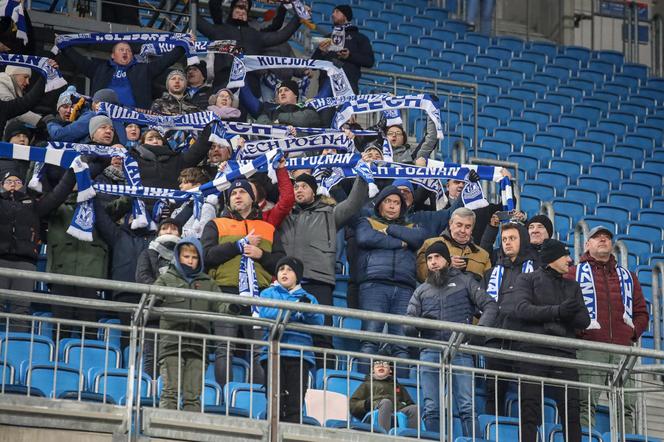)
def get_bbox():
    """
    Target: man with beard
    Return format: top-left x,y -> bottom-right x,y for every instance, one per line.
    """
404,241 -> 497,436
151,70 -> 201,115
